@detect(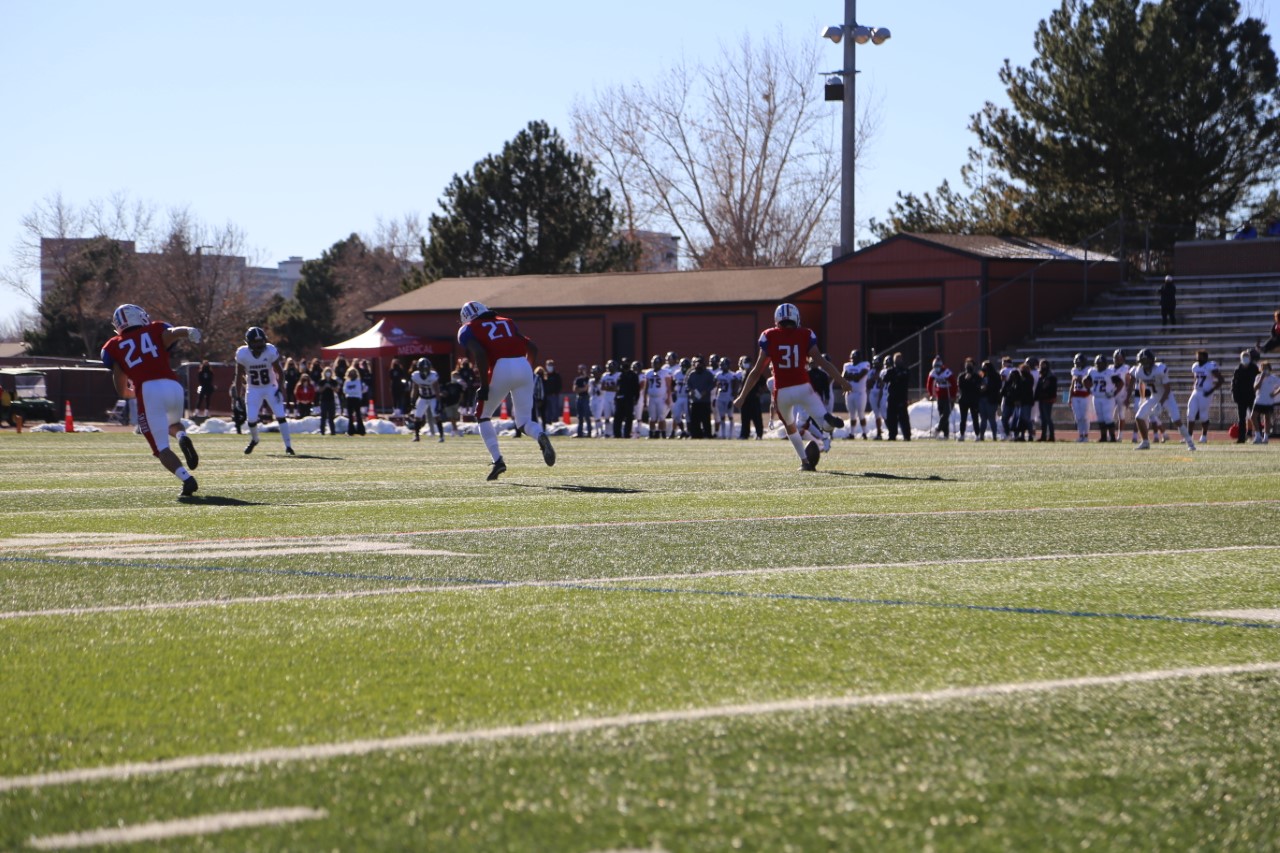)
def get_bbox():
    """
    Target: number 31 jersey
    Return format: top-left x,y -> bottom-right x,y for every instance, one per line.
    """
235,343 -> 281,389
758,326 -> 817,390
